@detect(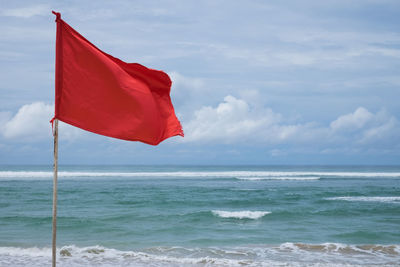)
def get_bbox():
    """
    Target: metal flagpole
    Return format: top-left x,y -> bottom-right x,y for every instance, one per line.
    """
52,119 -> 59,267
